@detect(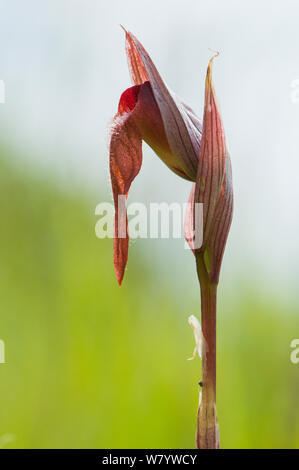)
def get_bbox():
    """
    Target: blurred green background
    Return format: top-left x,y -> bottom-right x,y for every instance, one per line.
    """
0,148 -> 298,449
